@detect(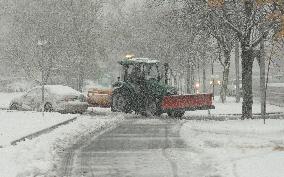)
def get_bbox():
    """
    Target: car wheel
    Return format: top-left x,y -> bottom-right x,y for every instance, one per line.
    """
167,110 -> 185,118
44,103 -> 53,112
111,92 -> 131,113
10,103 -> 19,110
